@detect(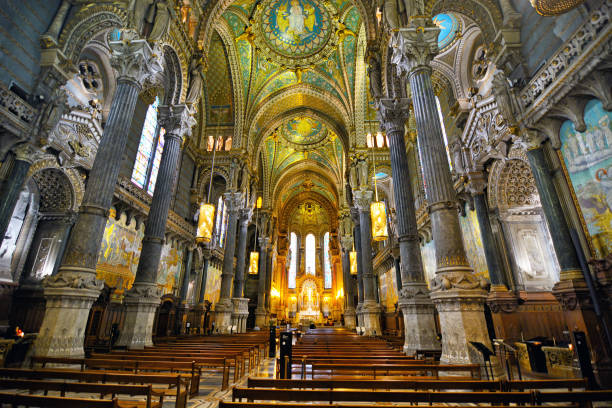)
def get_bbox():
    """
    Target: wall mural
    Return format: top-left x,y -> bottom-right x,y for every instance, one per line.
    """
459,210 -> 490,280
378,268 -> 398,313
96,209 -> 183,297
96,209 -> 143,296
204,262 -> 222,304
560,99 -> 612,258
421,240 -> 436,286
